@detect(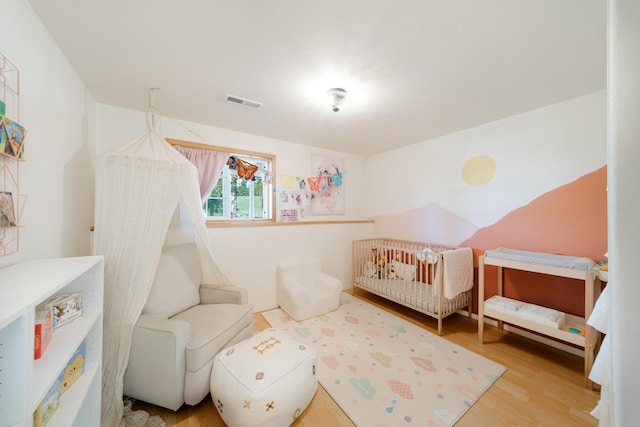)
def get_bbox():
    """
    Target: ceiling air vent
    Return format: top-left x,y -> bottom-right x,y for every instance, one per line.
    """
225,94 -> 263,109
